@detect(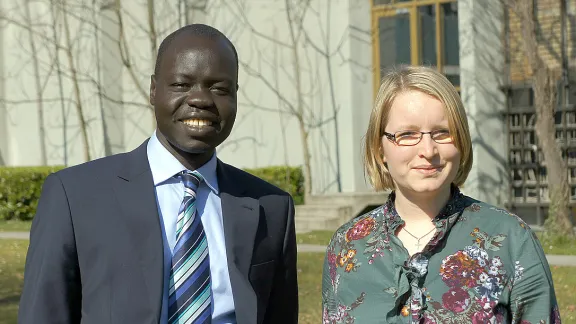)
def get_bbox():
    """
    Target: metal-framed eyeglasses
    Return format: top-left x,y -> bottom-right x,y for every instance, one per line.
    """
382,129 -> 453,146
